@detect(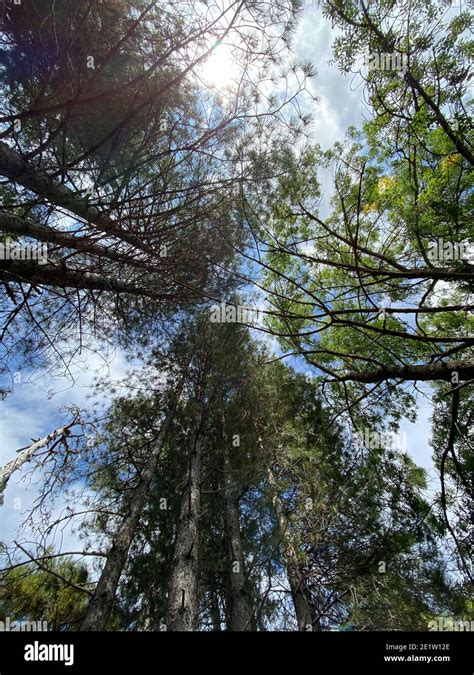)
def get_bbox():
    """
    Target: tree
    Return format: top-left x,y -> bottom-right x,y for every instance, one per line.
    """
80,399 -> 177,630
0,0 -> 310,375
2,0 -> 470,637
251,363 -> 469,630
